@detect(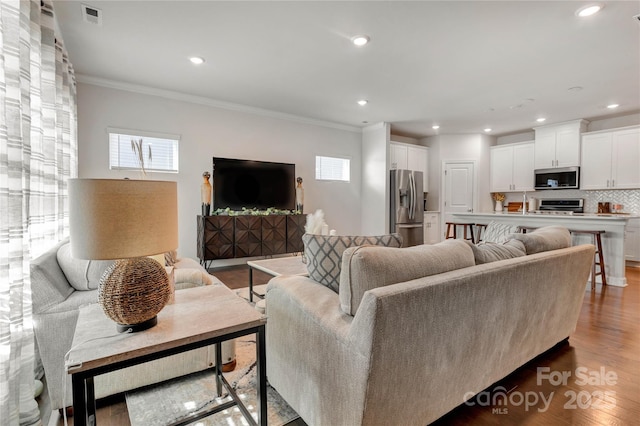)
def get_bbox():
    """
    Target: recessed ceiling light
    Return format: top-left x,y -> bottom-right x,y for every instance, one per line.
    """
357,100 -> 368,106
432,125 -> 440,130
536,118 -> 547,123
576,4 -> 603,17
189,56 -> 205,65
607,103 -> 619,109
484,128 -> 492,133
351,35 -> 370,47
